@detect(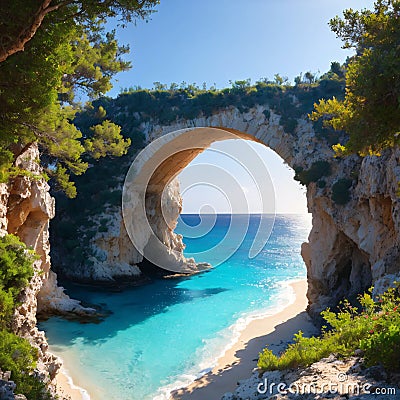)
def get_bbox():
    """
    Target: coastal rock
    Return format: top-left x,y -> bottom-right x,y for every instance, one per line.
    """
0,370 -> 17,400
0,369 -> 28,400
223,355 -> 399,399
0,144 -> 88,396
82,209 -> 143,281
304,148 -> 400,320
37,270 -> 96,317
57,105 -> 400,318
